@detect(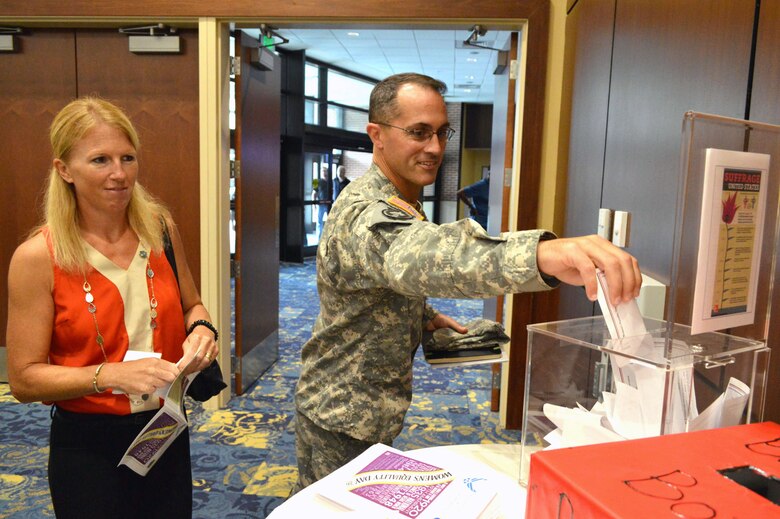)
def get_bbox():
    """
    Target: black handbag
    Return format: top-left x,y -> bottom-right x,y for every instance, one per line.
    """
163,223 -> 228,401
186,360 -> 227,401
